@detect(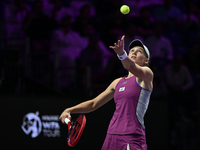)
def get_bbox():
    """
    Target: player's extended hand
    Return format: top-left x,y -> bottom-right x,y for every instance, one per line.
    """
59,110 -> 71,124
109,35 -> 125,55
